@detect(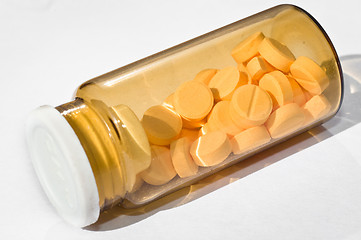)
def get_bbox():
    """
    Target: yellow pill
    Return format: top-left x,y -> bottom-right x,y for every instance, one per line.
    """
190,131 -> 232,167
141,105 -> 182,145
209,66 -> 247,101
140,145 -> 177,186
198,122 -> 212,137
259,71 -> 293,110
258,37 -> 295,73
303,94 -> 331,121
129,175 -> 144,193
287,76 -> 306,106
163,93 -> 175,110
246,56 -> 274,82
230,84 -> 273,129
170,137 -> 198,178
193,68 -> 218,85
182,117 -> 207,129
290,56 -> 329,95
179,128 -> 199,142
237,63 -> 252,84
110,104 -> 151,193
174,81 -> 214,121
265,103 -> 305,139
231,32 -> 265,64
230,125 -> 271,154
207,101 -> 243,137
303,89 -> 313,102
